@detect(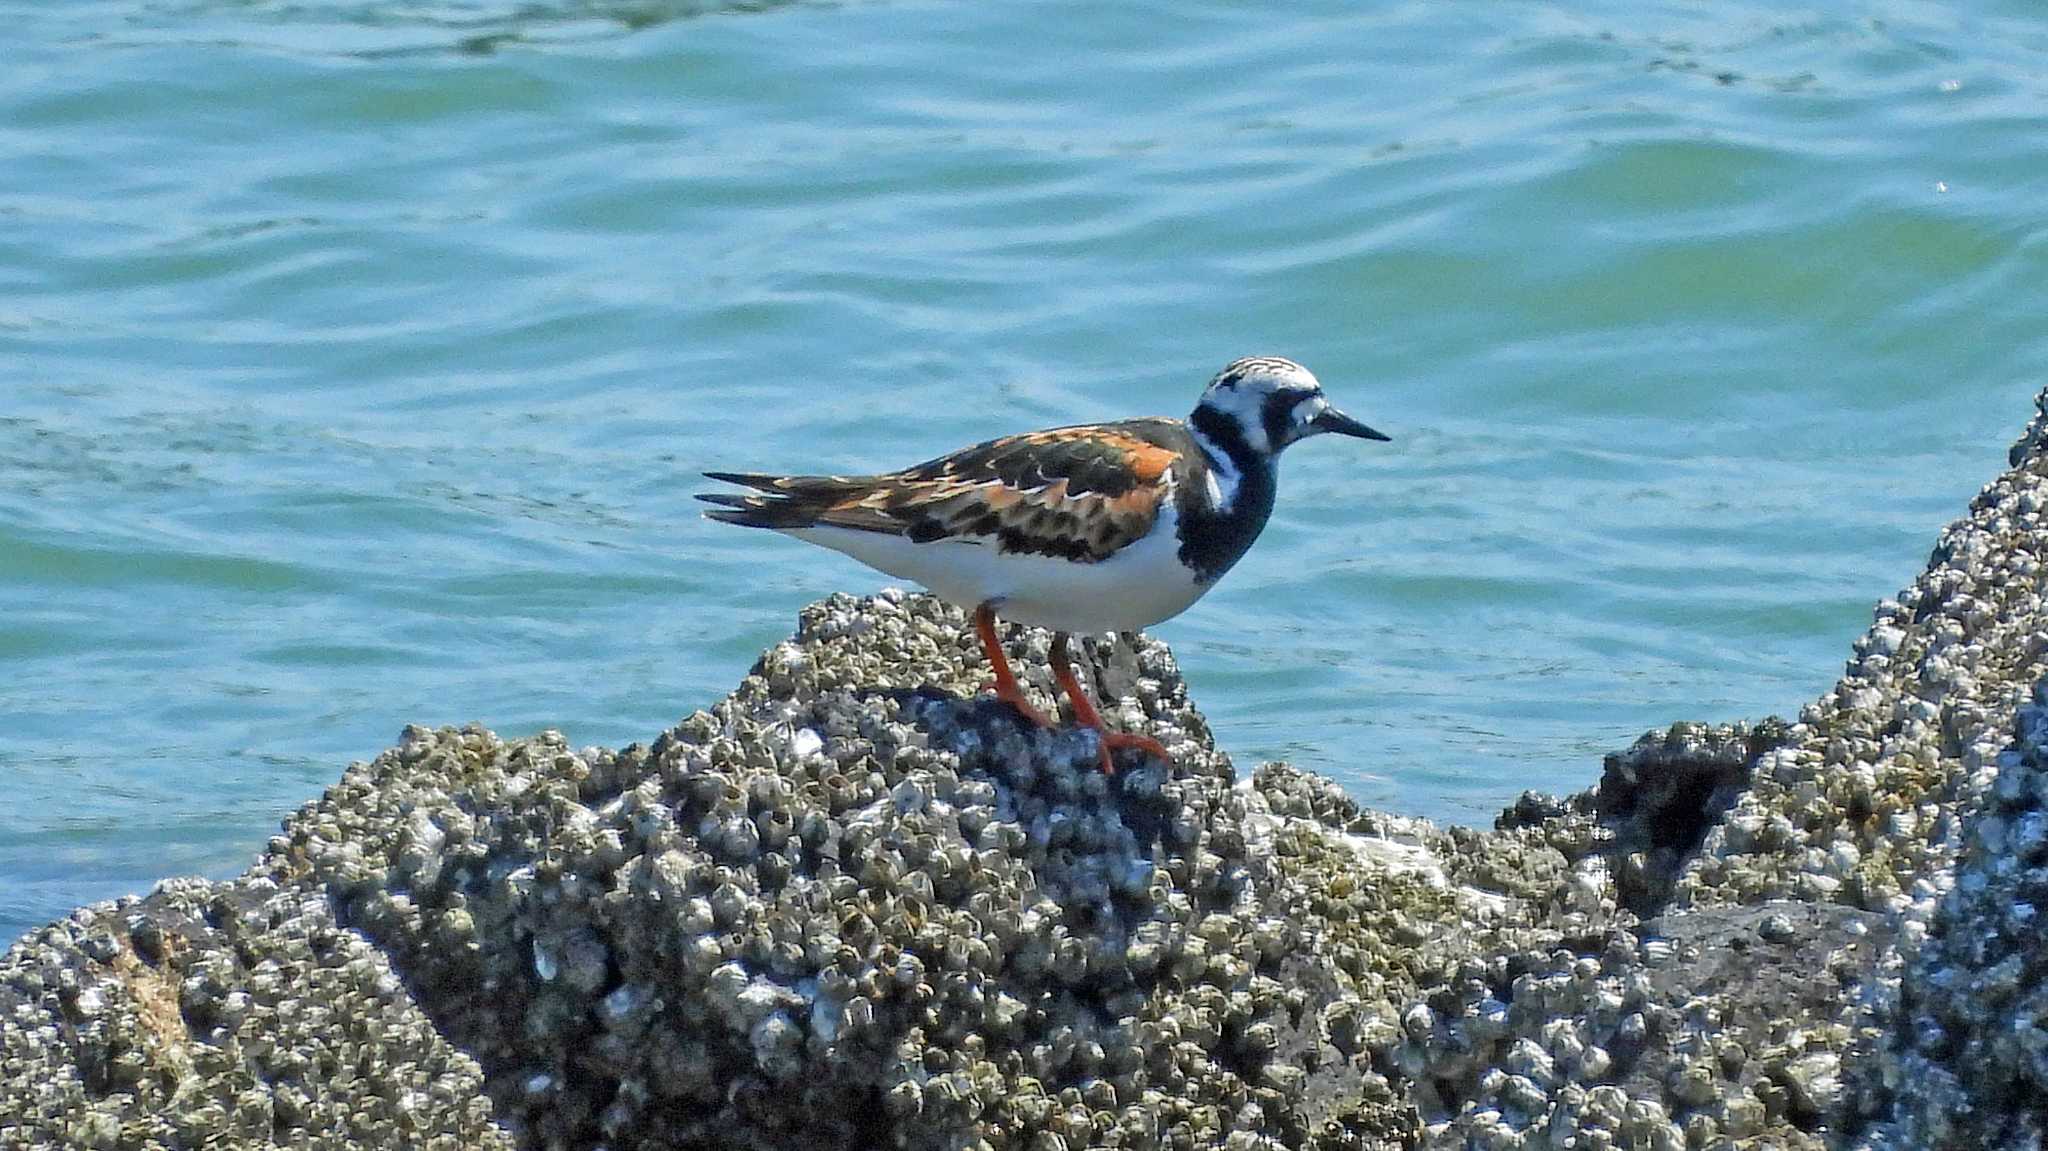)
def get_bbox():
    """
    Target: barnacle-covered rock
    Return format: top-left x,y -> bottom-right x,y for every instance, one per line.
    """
261,592 -> 1429,1149
0,875 -> 507,1150
1856,680 -> 2048,1149
15,391 -> 2048,1149
1378,389 -> 2048,1151
1683,390 -> 2048,915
